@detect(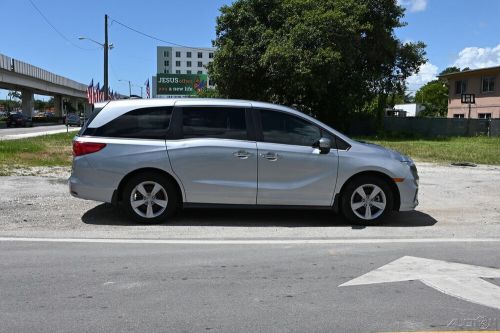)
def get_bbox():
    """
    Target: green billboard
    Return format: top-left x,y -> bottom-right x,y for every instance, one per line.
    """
156,73 -> 208,96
